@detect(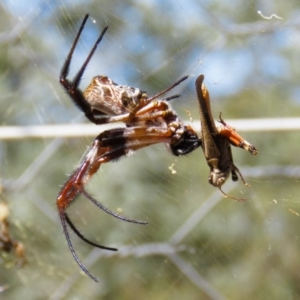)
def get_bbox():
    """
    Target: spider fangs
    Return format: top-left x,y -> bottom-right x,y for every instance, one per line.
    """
57,14 -> 201,282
